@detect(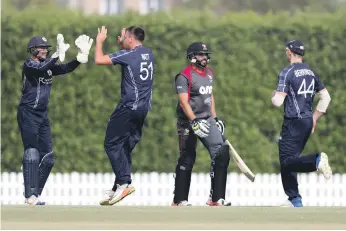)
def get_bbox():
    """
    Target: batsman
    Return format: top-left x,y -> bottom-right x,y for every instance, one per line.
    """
172,42 -> 231,206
